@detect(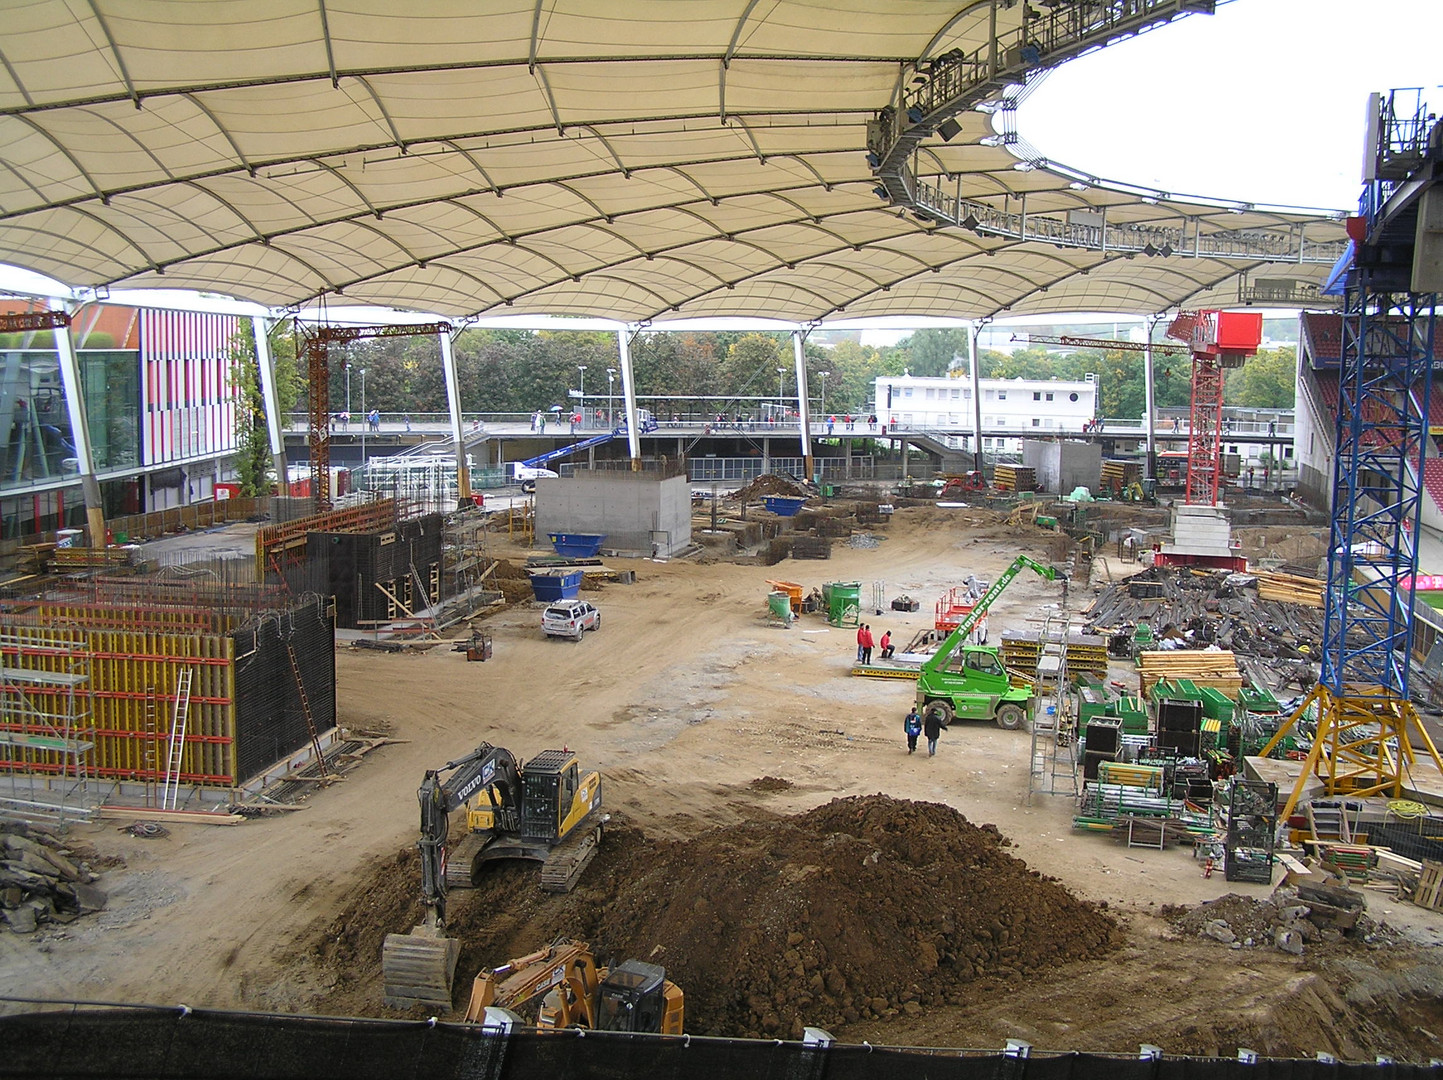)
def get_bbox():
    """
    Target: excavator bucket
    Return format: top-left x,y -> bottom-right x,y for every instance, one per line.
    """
381,924 -> 460,1010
